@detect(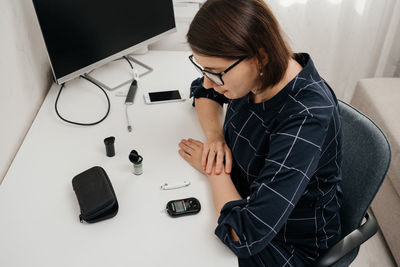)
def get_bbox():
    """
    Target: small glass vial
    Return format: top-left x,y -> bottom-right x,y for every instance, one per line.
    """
133,156 -> 143,175
129,150 -> 143,175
